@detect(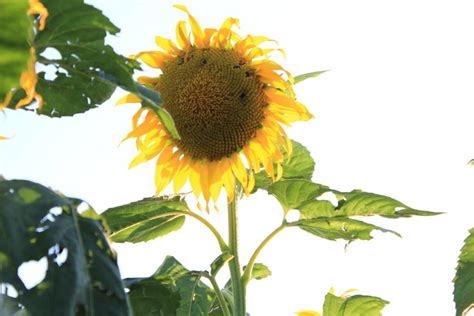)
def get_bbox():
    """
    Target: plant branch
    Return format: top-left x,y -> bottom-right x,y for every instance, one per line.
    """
242,223 -> 287,287
202,272 -> 231,316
